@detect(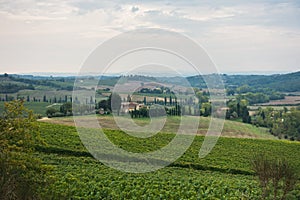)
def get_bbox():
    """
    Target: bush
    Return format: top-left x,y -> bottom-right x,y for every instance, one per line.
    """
251,153 -> 298,199
0,100 -> 50,199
